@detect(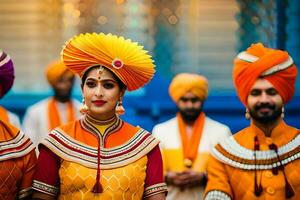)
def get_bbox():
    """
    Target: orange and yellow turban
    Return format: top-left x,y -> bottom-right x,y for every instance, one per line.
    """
169,73 -> 209,102
61,33 -> 155,91
46,60 -> 74,86
233,43 -> 297,106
